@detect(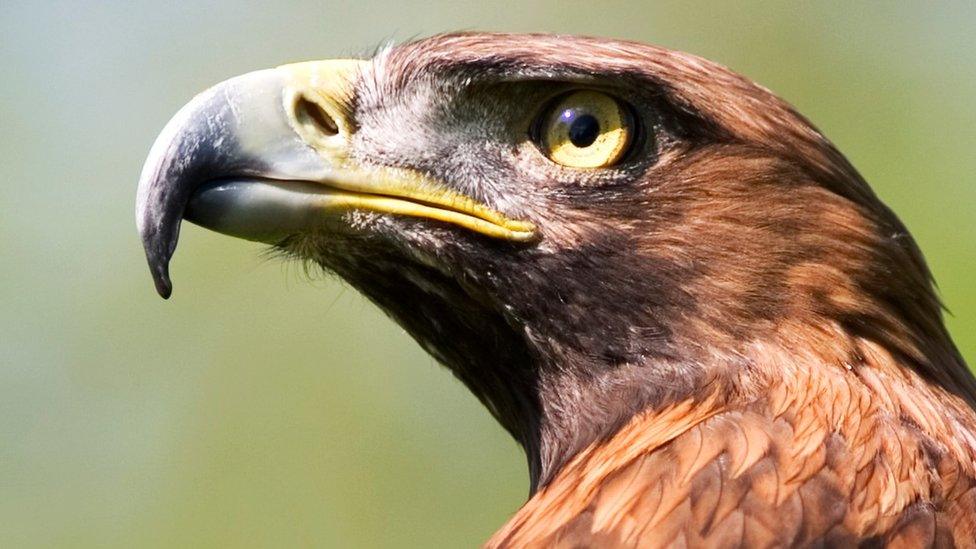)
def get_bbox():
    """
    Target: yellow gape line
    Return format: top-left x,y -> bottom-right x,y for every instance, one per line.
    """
542,90 -> 633,169
318,192 -> 536,241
